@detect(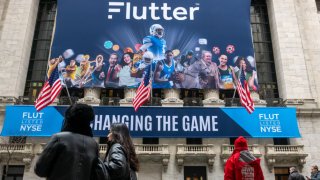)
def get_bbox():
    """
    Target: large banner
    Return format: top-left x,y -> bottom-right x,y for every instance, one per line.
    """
1,106 -> 300,138
49,0 -> 258,90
